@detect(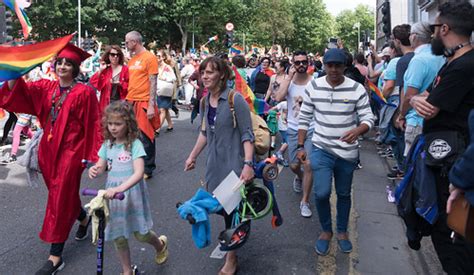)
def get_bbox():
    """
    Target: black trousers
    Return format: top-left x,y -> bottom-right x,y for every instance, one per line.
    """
139,130 -> 156,176
49,208 -> 87,257
429,166 -> 474,275
1,112 -> 17,144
